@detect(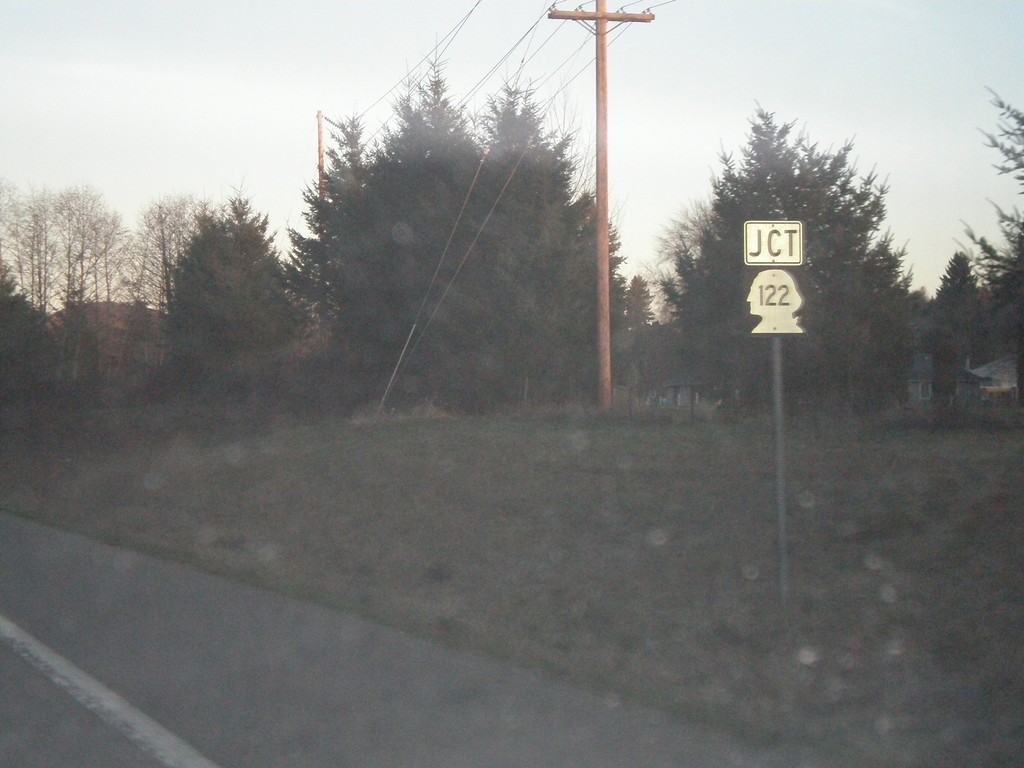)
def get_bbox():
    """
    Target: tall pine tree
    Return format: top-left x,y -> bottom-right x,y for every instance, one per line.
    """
168,195 -> 296,389
660,109 -> 914,412
970,93 -> 1024,404
929,252 -> 989,397
288,71 -> 610,410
